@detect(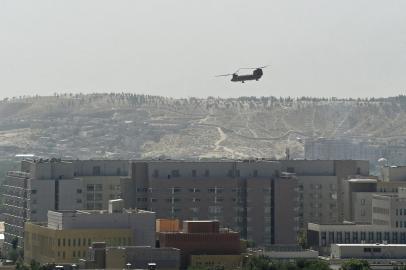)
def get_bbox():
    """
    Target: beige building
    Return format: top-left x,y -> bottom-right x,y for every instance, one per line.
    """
82,243 -> 180,270
24,200 -> 155,264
